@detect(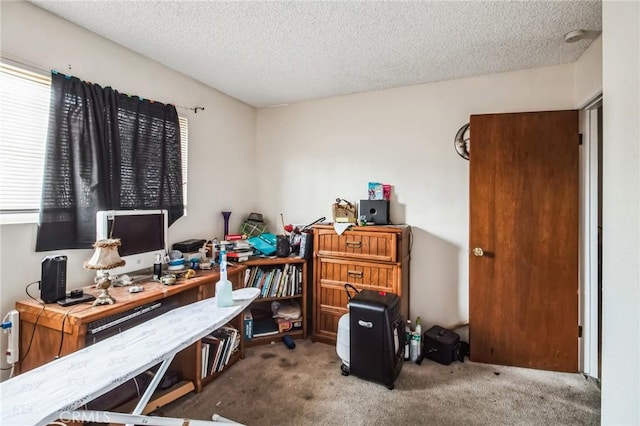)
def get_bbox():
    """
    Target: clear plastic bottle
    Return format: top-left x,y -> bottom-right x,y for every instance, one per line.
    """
153,253 -> 162,281
415,316 -> 422,361
215,245 -> 233,307
405,320 -> 412,360
410,333 -> 419,362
